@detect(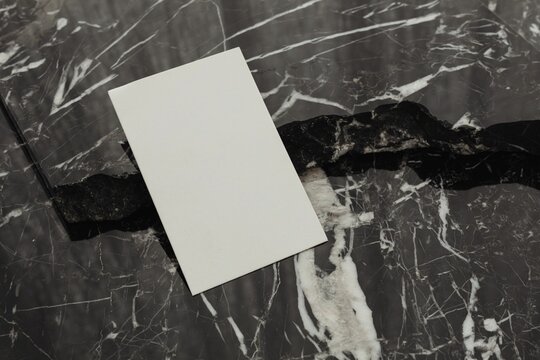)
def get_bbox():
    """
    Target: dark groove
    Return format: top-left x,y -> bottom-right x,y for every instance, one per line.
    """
42,101 -> 540,241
